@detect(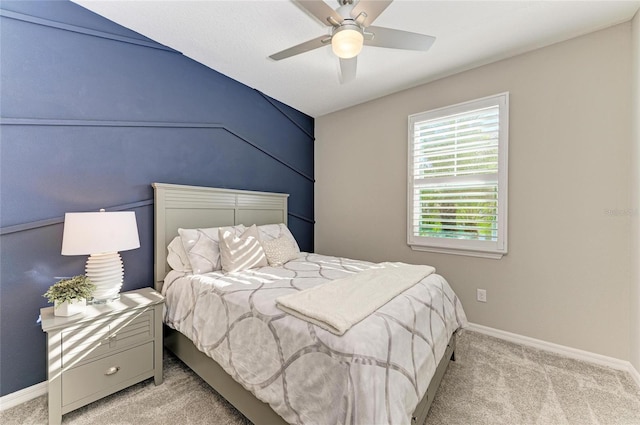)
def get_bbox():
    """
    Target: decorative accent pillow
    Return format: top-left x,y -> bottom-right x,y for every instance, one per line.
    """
167,236 -> 192,273
178,225 -> 245,274
257,223 -> 301,252
261,235 -> 300,266
219,224 -> 268,273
